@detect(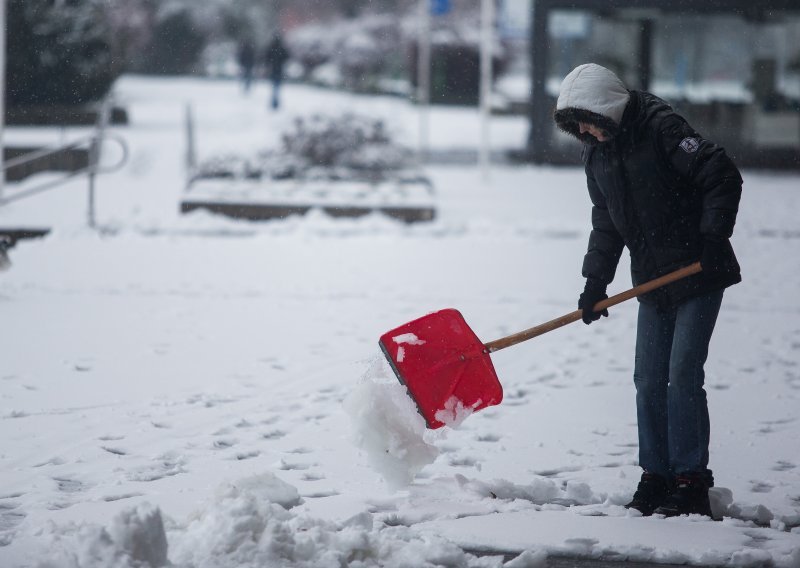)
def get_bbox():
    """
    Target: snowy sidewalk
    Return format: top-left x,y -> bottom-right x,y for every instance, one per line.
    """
0,76 -> 798,567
